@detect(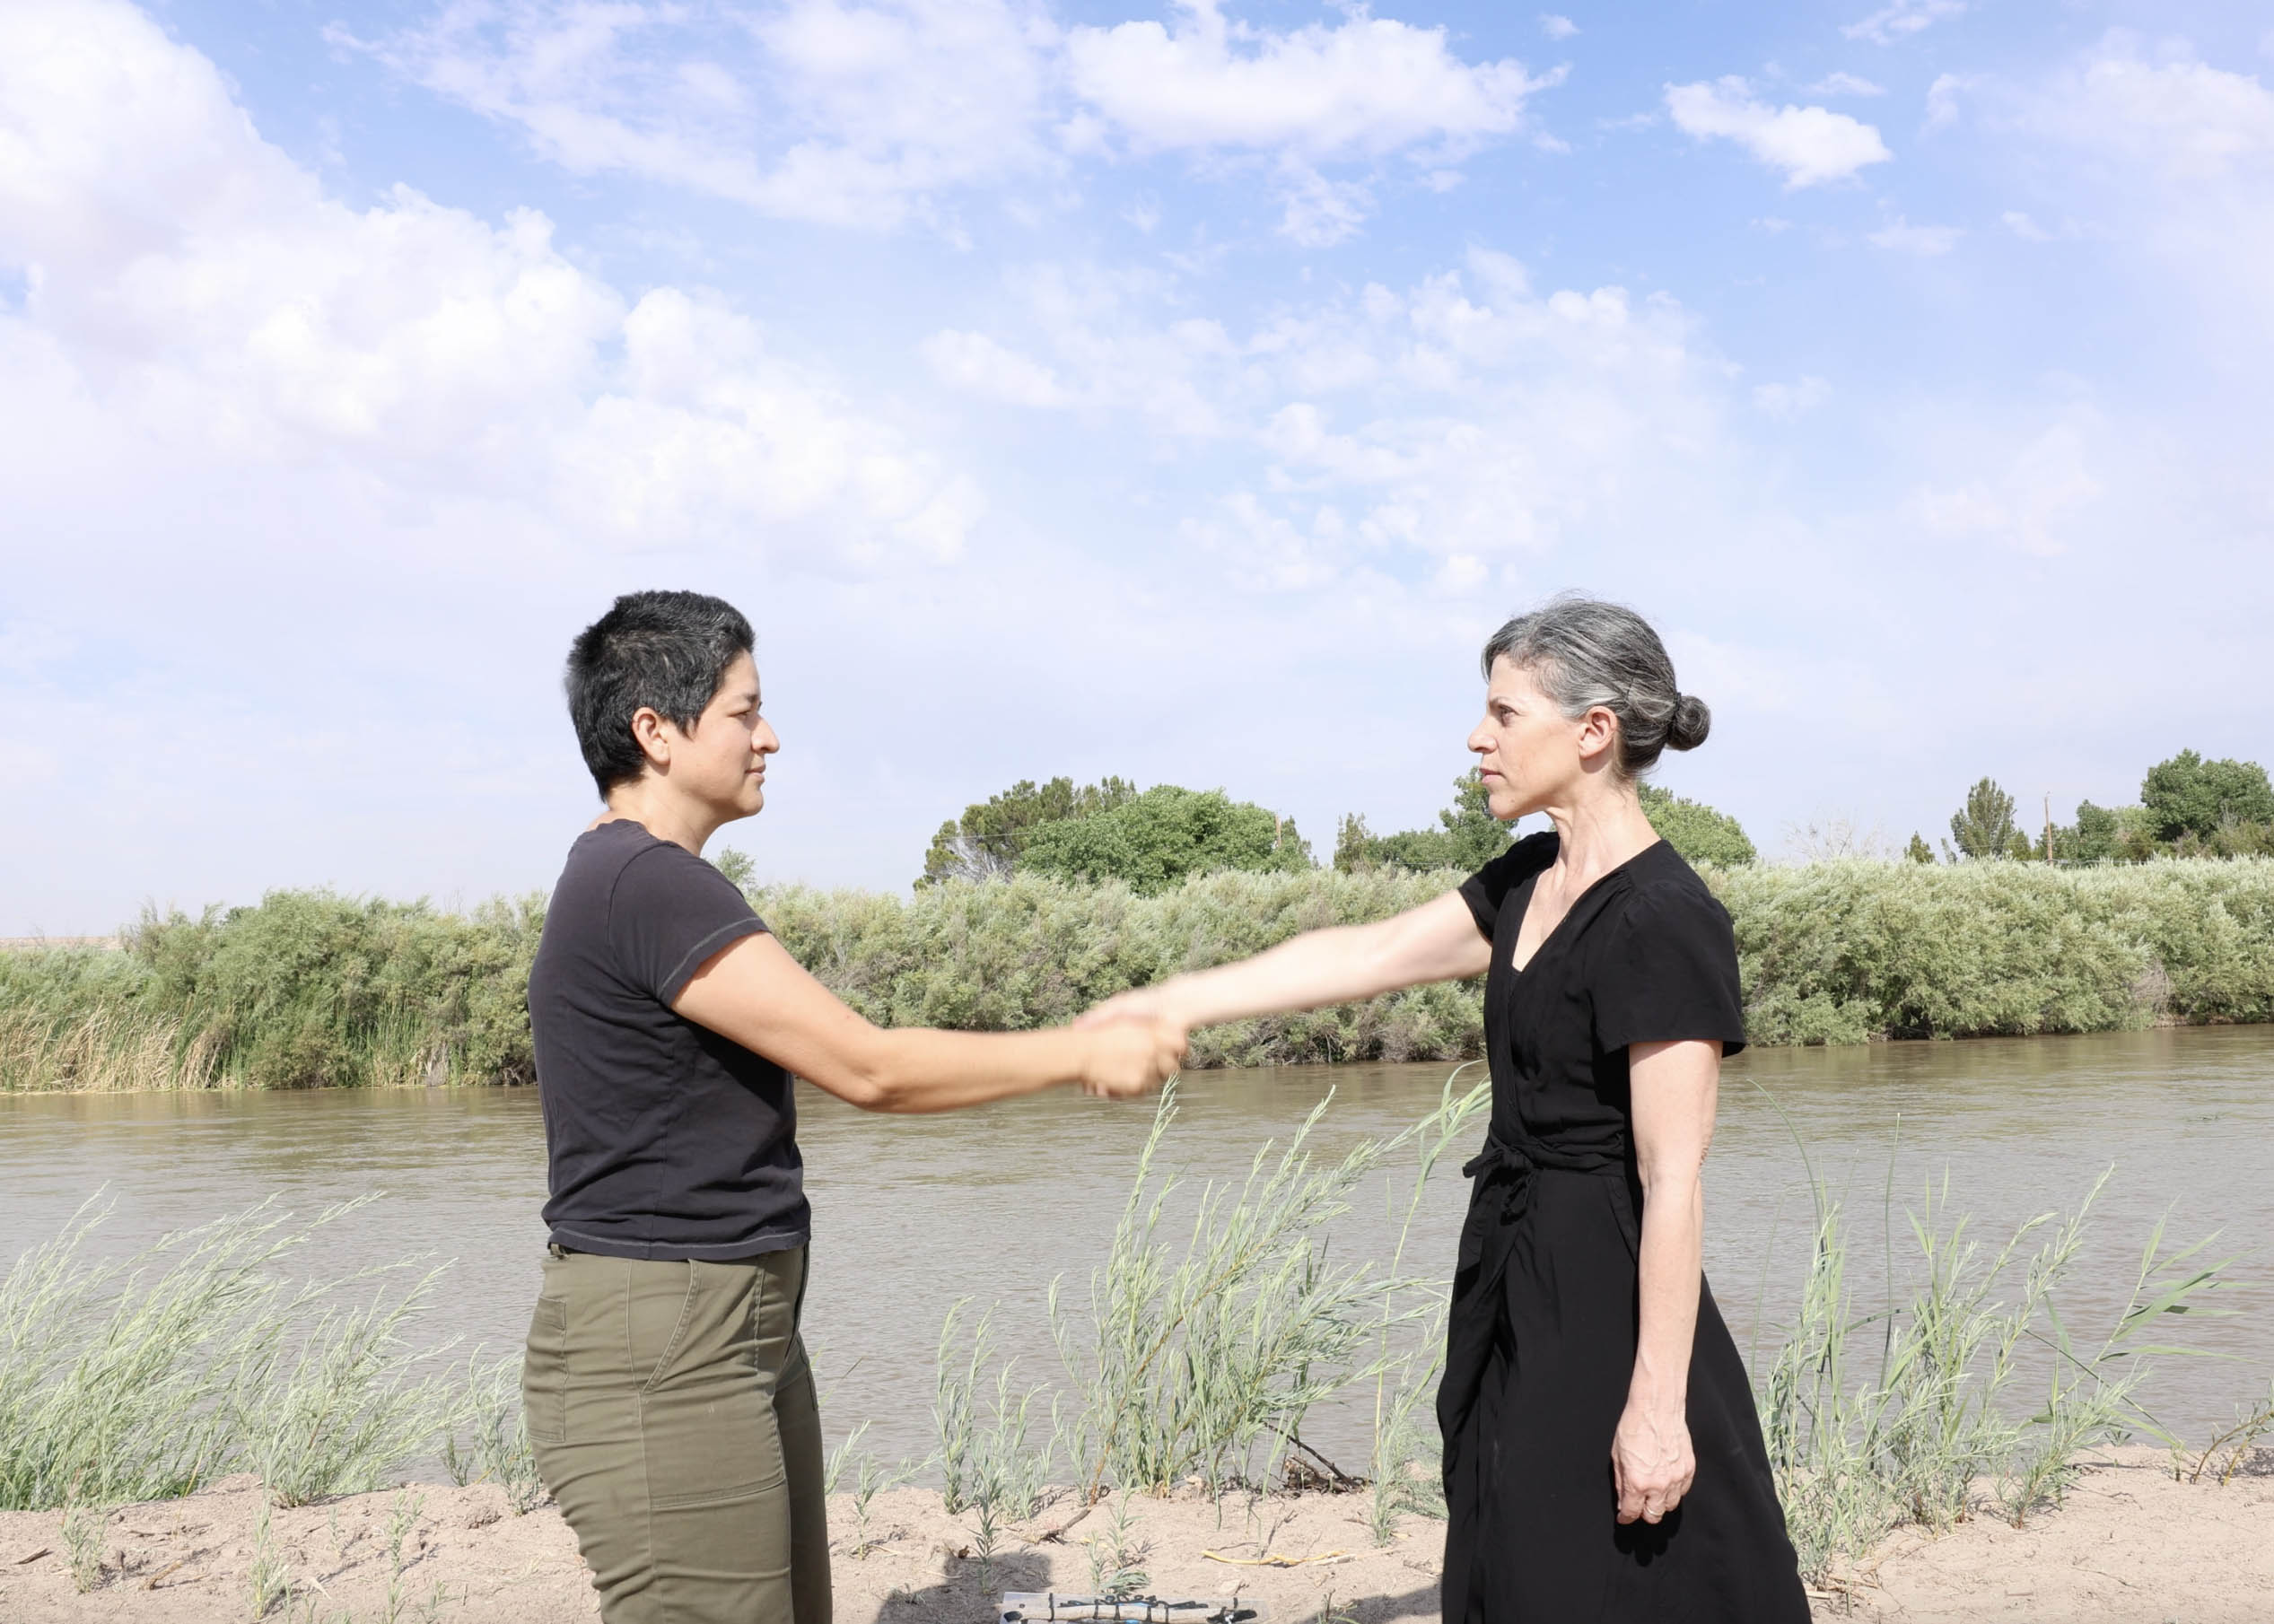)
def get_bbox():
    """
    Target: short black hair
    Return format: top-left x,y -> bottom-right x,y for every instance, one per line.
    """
565,591 -> 755,797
